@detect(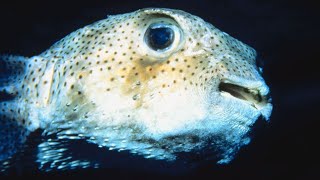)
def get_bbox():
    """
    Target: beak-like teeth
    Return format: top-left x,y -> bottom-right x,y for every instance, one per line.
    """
218,81 -> 270,110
